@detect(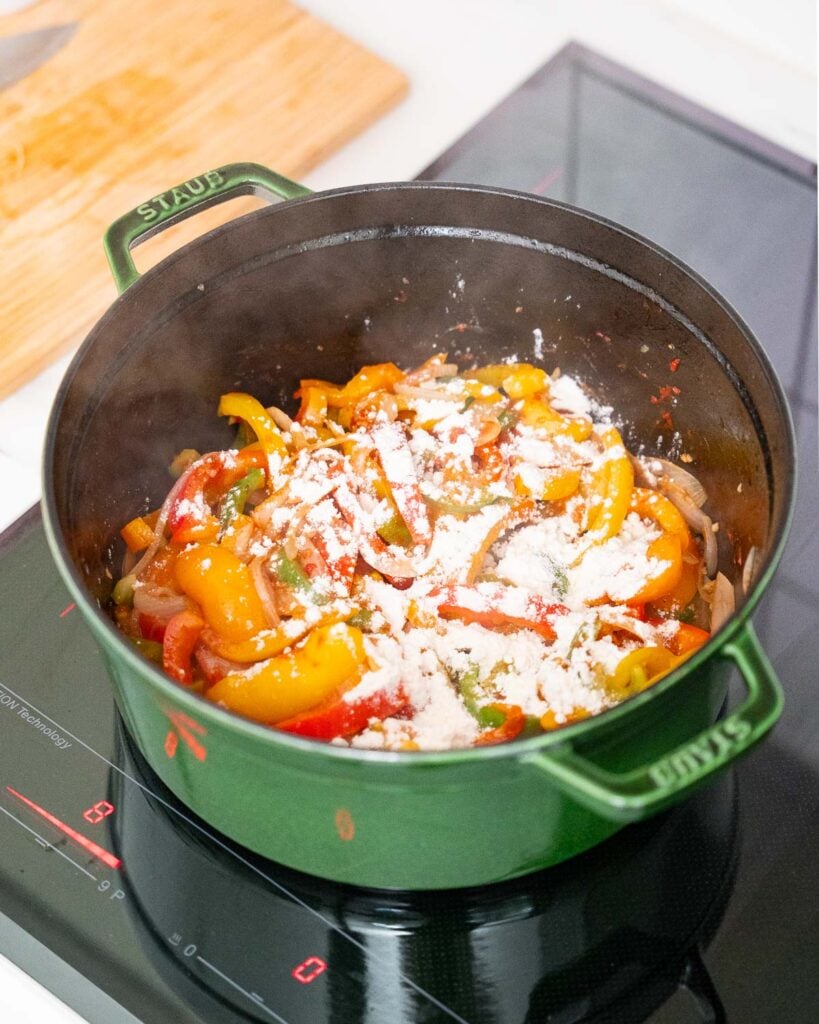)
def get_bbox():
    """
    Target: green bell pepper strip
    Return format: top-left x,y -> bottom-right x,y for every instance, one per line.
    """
376,512 -> 413,548
273,552 -> 330,606
129,637 -> 163,663
218,468 -> 264,536
113,574 -> 136,607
